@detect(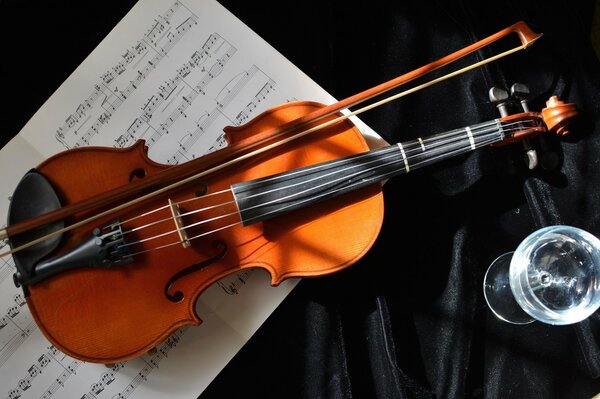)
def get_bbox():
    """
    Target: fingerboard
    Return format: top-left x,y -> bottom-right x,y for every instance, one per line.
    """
231,119 -> 506,225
